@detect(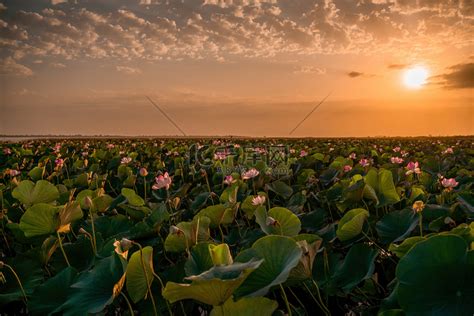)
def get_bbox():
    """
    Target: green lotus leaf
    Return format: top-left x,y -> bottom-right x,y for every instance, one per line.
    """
265,180 -> 293,199
396,234 -> 474,315
336,208 -> 369,241
162,259 -> 263,306
60,254 -> 126,315
126,246 -> 155,303
376,208 -> 418,244
234,235 -> 302,297
196,204 -> 235,228
92,194 -> 114,212
185,242 -> 215,276
76,189 -> 94,209
255,207 -> 301,237
388,236 -> 426,258
12,180 -> 59,207
19,203 -> 60,237
28,267 -> 78,316
331,243 -> 379,293
210,296 -> 278,316
121,188 -> 145,207
28,166 -> 45,181
164,216 -> 211,252
209,243 -> 233,266
364,168 -> 400,207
